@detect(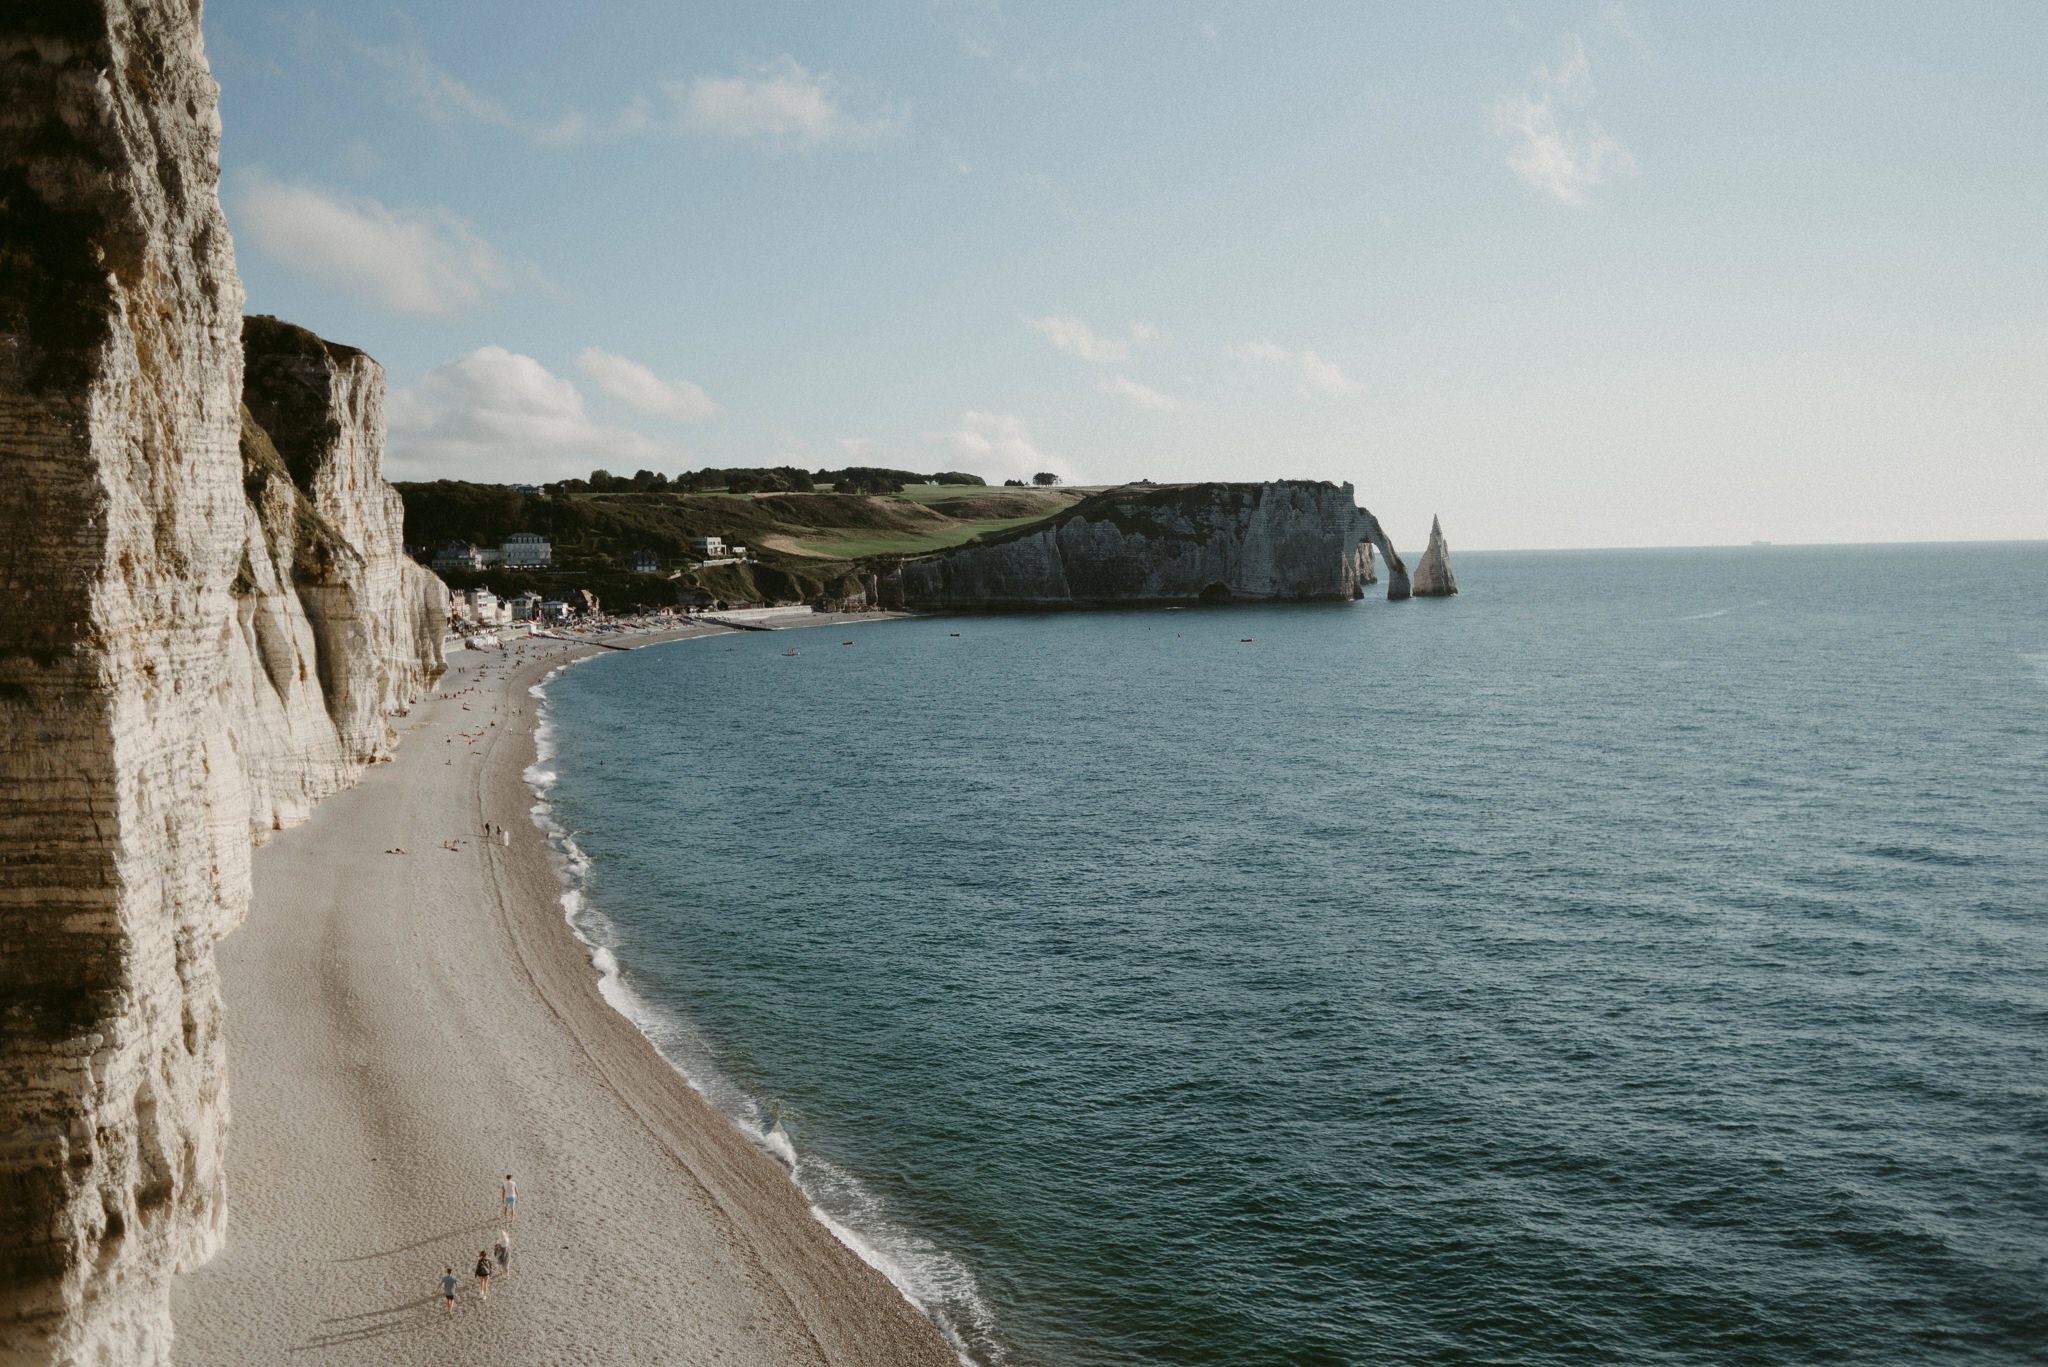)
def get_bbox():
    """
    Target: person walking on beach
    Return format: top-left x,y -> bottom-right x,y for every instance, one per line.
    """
495,1229 -> 511,1277
440,1267 -> 458,1313
475,1250 -> 494,1299
501,1174 -> 517,1221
